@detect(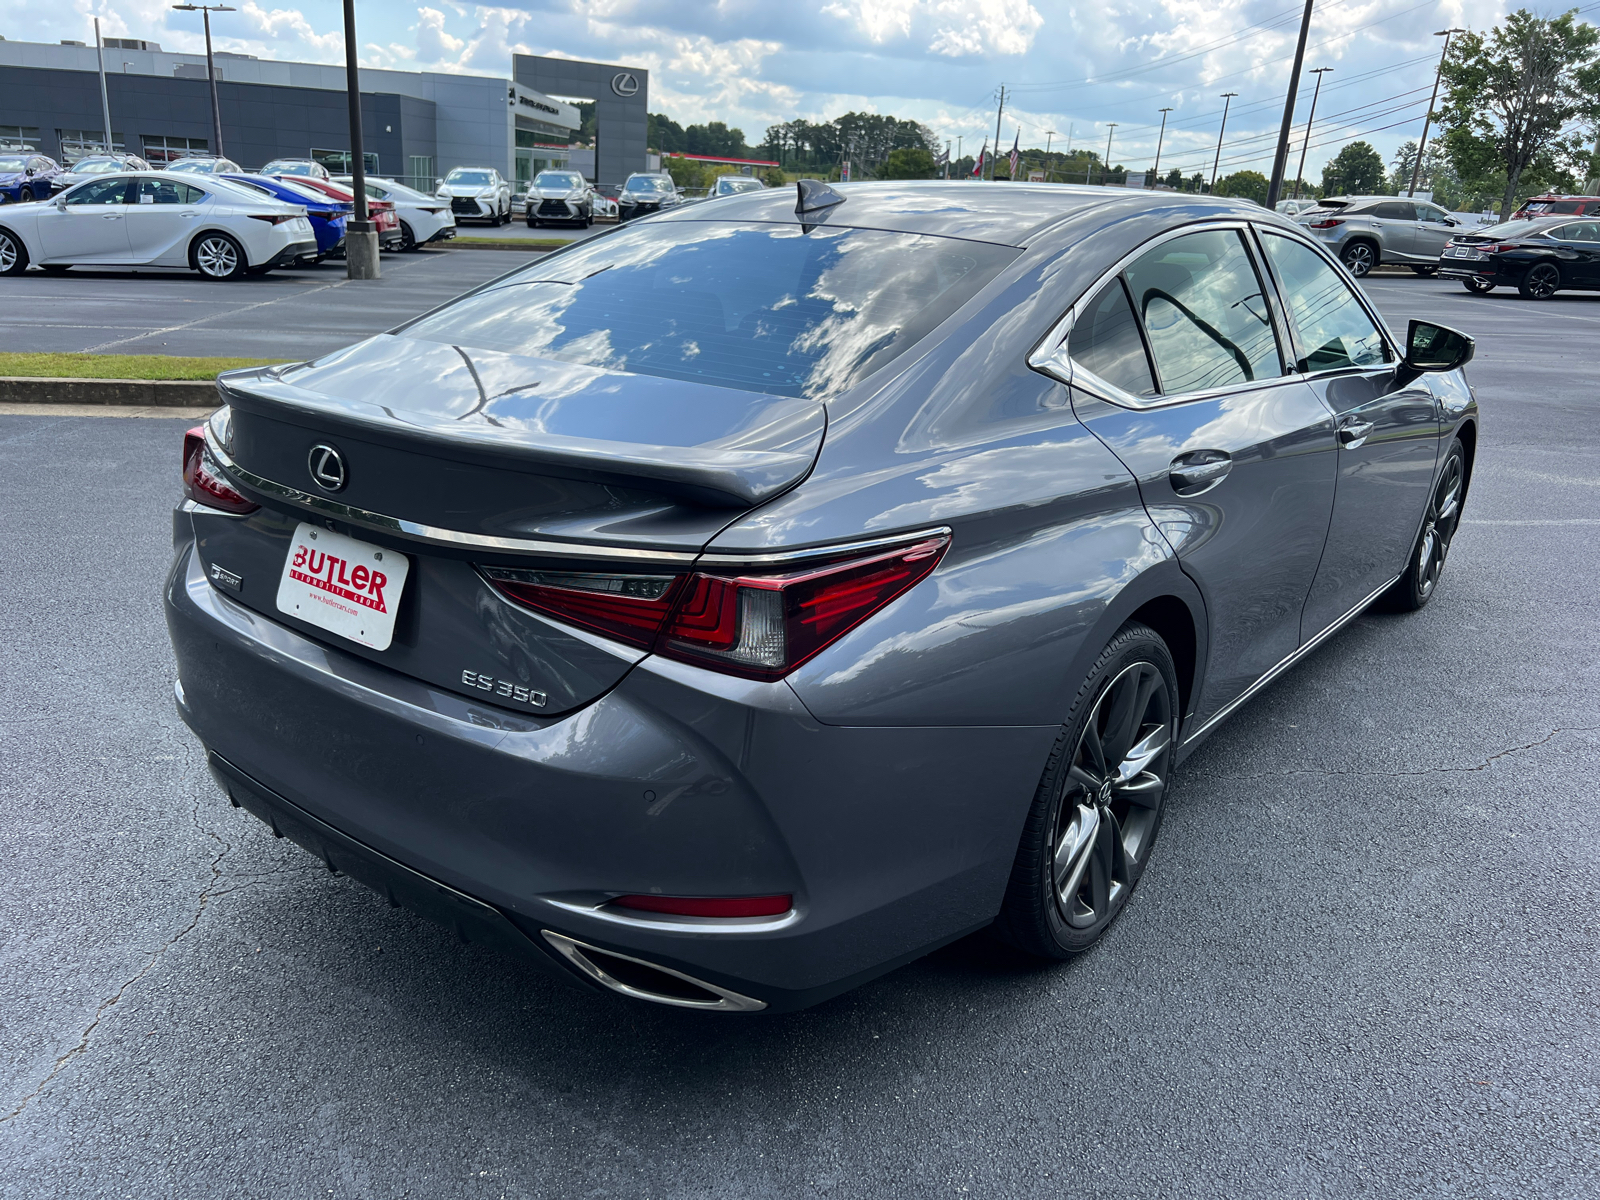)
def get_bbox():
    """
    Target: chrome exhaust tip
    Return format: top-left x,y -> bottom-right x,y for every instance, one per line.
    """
541,930 -> 767,1012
